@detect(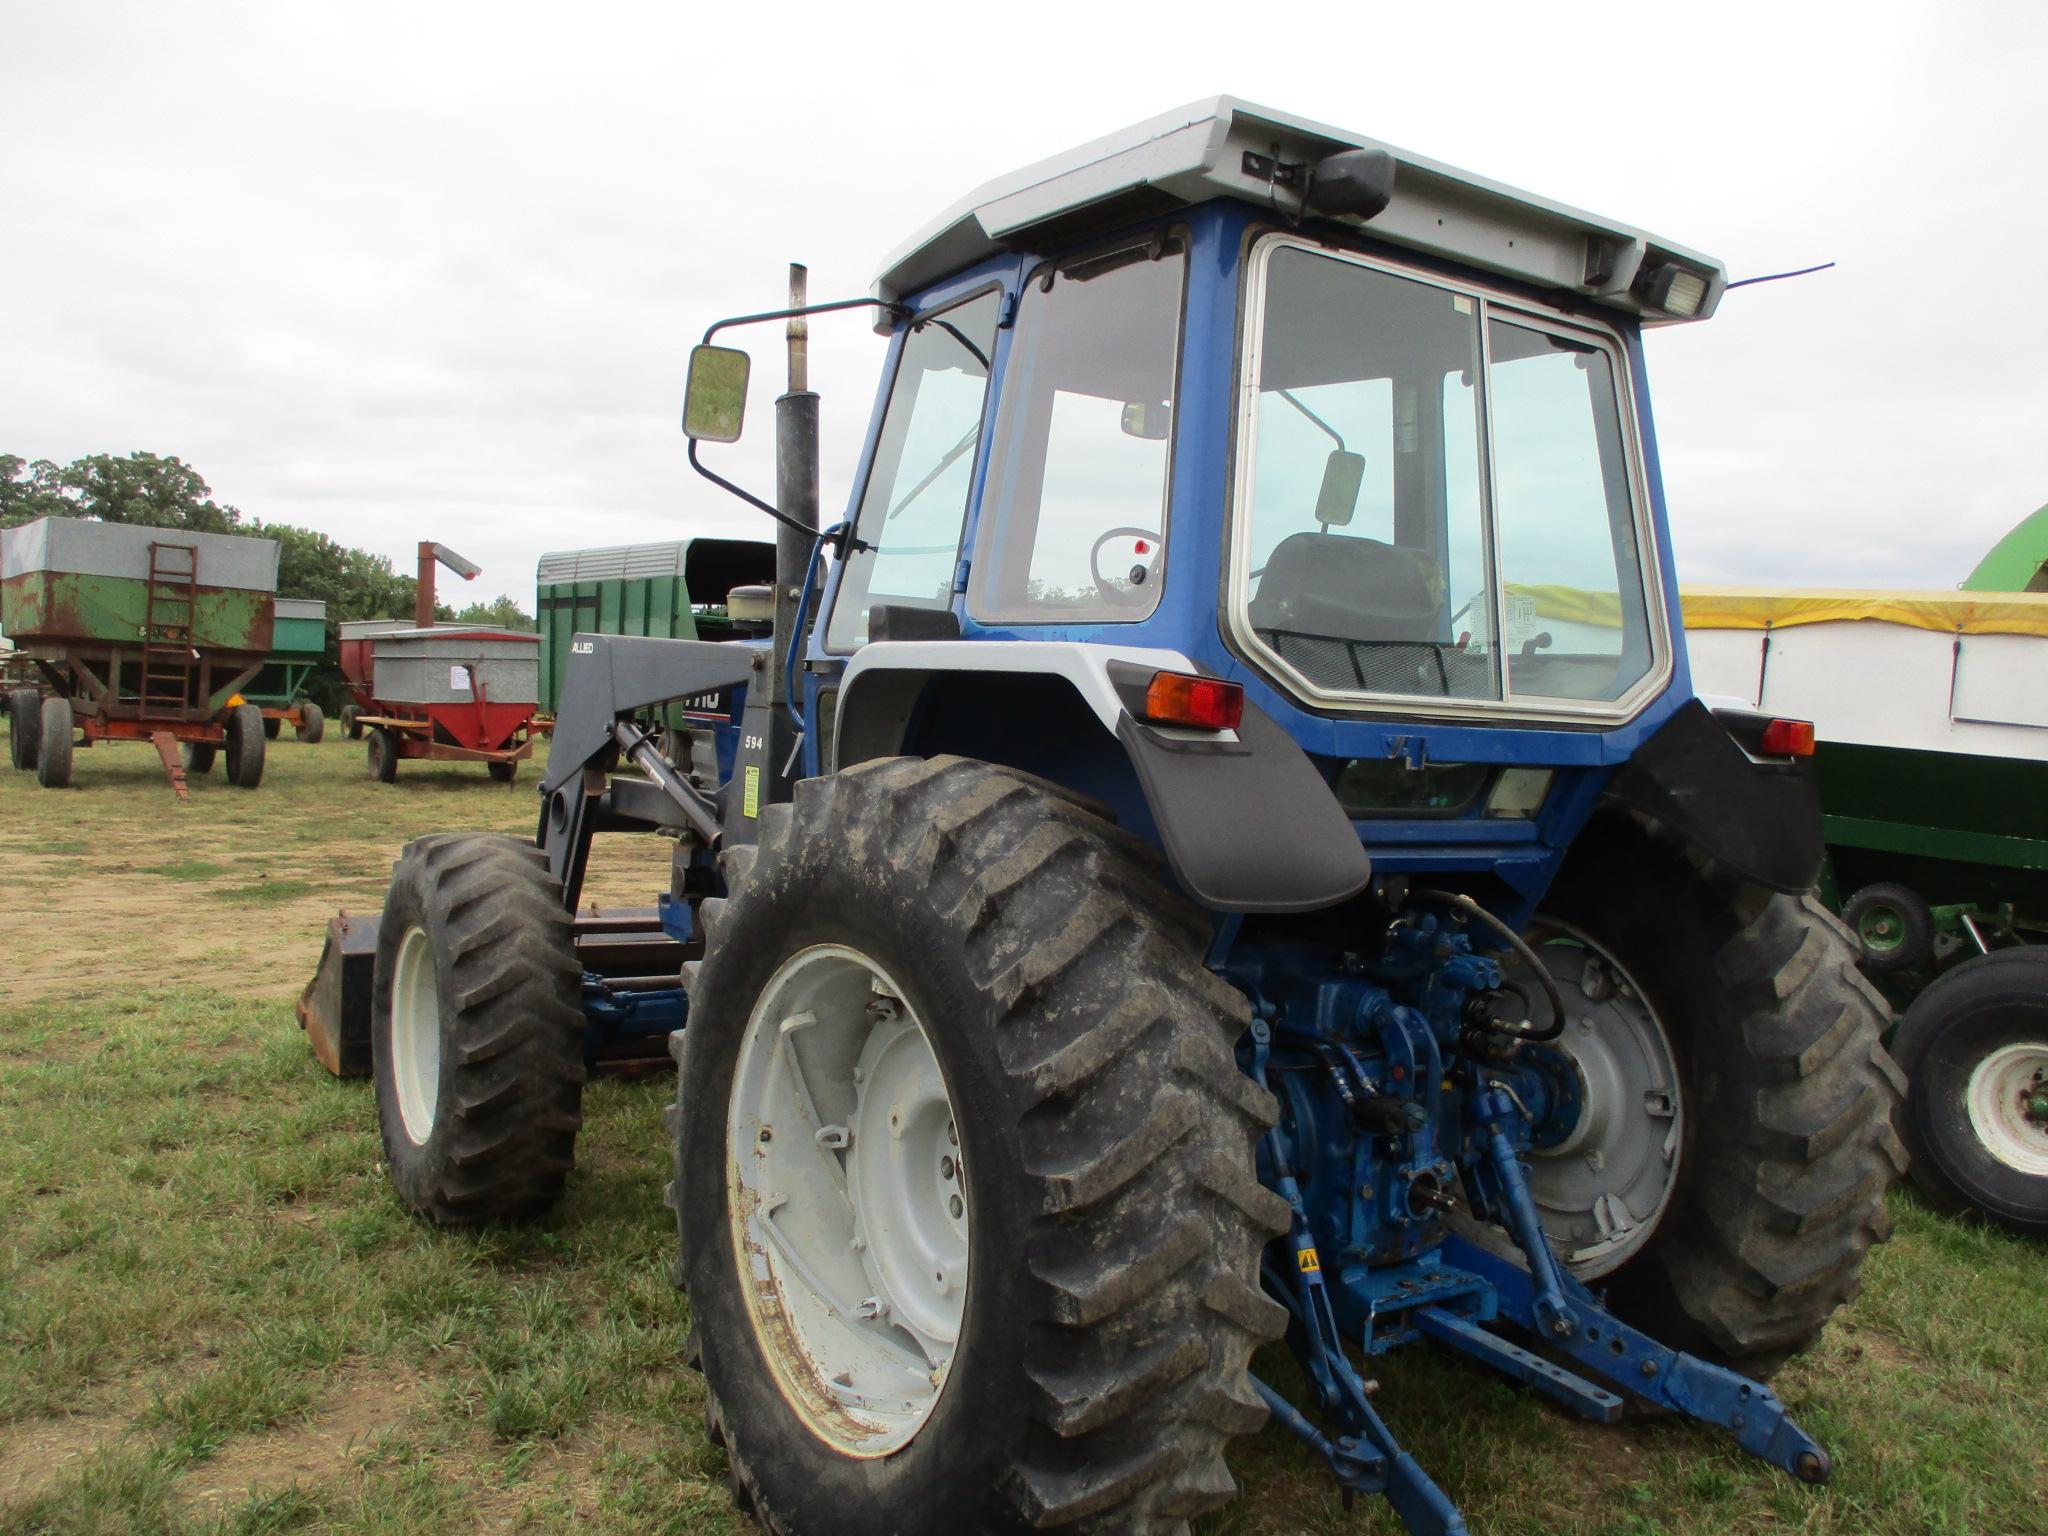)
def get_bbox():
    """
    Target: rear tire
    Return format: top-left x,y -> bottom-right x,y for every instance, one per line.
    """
262,715 -> 282,740
226,702 -> 265,789
368,727 -> 399,782
674,757 -> 1288,1536
36,696 -> 73,788
373,833 -> 586,1223
1842,882 -> 1935,975
297,702 -> 326,743
1888,947 -> 2048,1236
1538,816 -> 1905,1371
343,704 -> 364,740
183,740 -> 217,776
487,759 -> 517,784
8,689 -> 40,771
